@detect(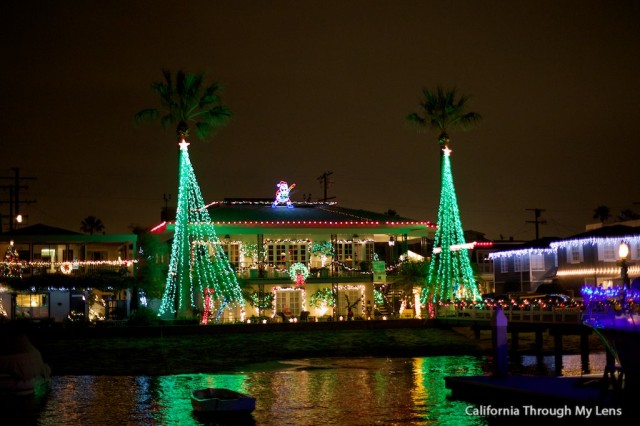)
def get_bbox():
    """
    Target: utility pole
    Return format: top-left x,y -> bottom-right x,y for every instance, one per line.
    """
317,171 -> 336,202
162,193 -> 172,221
0,168 -> 36,232
525,208 -> 546,240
